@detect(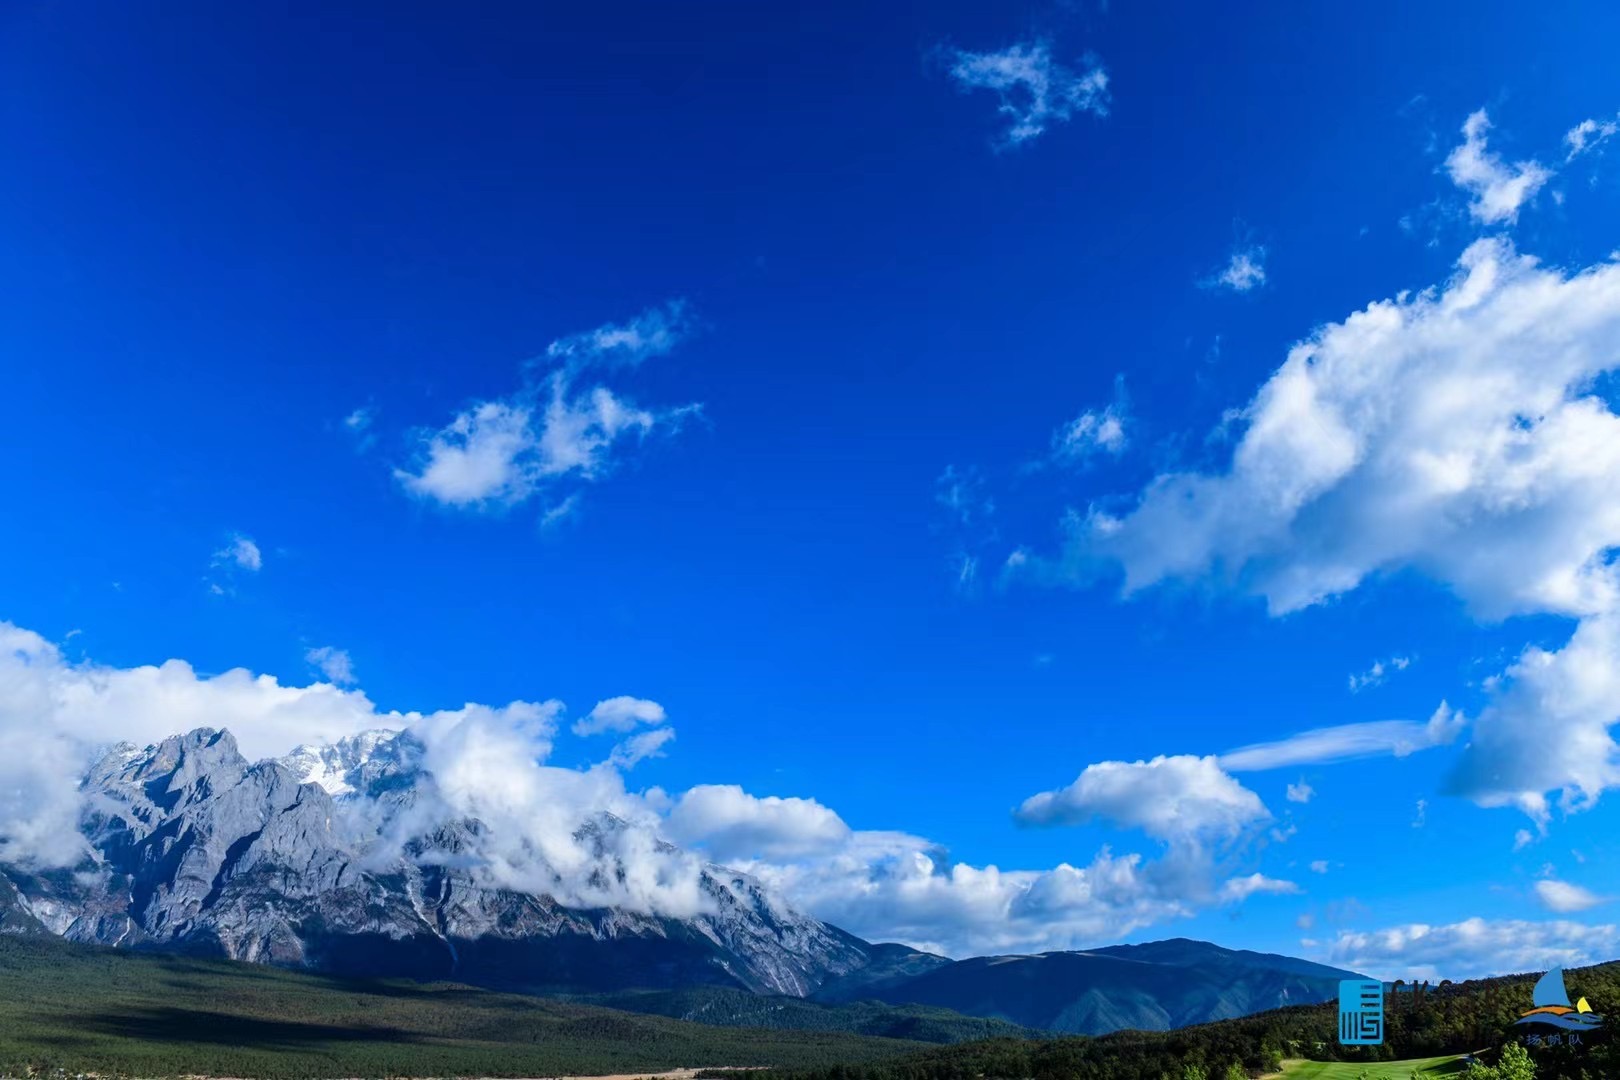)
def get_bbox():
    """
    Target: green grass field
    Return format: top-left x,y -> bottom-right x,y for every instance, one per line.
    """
1279,1056 -> 1466,1078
